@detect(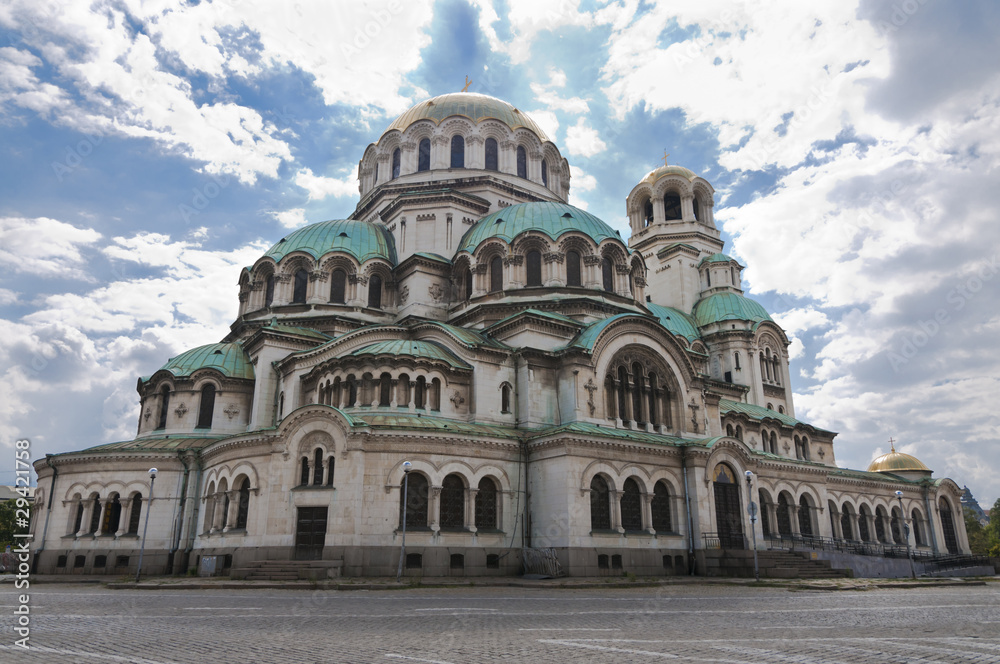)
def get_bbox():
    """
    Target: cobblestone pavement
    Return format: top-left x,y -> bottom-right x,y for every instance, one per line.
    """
2,583 -> 999,663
